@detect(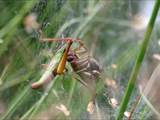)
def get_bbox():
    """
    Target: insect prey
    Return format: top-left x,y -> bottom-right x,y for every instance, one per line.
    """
31,31 -> 102,114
